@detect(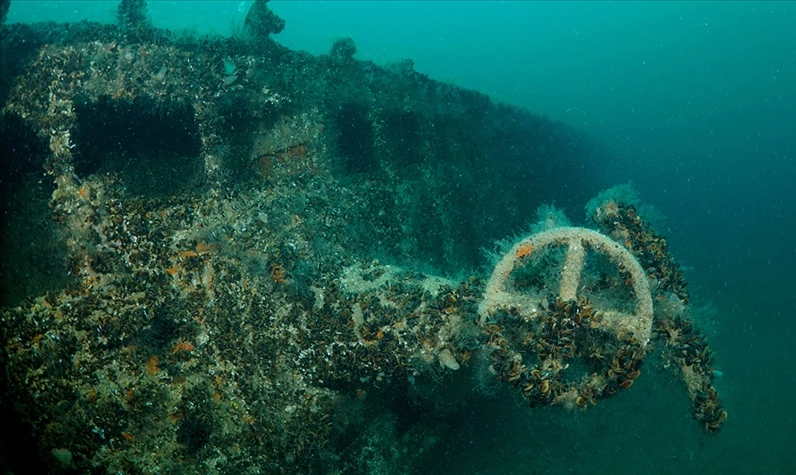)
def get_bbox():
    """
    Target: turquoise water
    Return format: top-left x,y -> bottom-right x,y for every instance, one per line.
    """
5,1 -> 795,473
